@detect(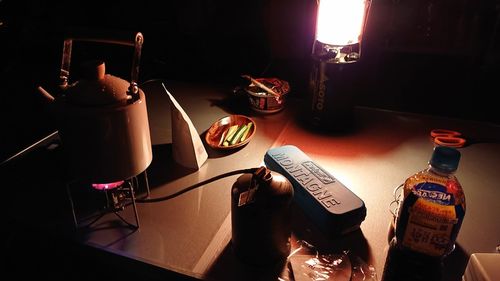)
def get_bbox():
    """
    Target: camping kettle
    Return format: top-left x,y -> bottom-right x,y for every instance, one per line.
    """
39,32 -> 152,183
